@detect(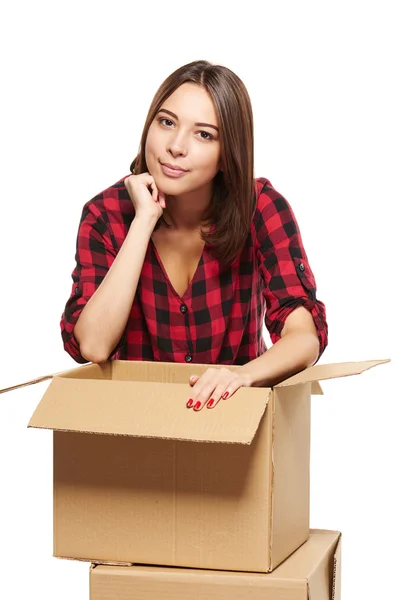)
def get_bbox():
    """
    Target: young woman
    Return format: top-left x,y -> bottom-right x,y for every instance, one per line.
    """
61,60 -> 328,411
